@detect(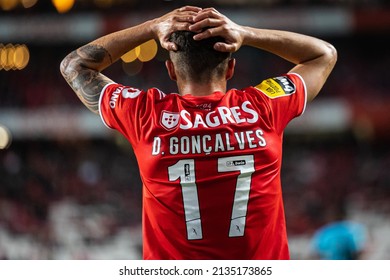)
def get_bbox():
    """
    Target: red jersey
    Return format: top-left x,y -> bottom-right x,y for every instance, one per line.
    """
99,73 -> 306,259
